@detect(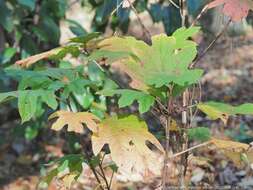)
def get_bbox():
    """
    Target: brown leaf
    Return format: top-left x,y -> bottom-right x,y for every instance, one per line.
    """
15,48 -> 61,67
